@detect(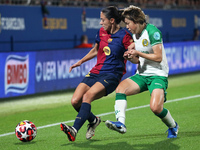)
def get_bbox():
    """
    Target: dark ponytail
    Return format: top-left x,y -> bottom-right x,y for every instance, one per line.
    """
101,6 -> 122,24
